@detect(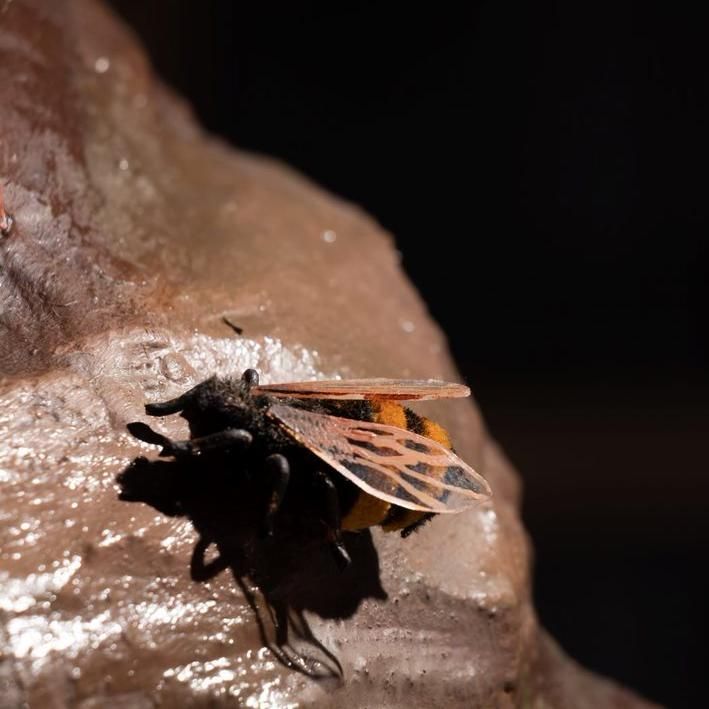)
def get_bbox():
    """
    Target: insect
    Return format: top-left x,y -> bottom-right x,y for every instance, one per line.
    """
128,369 -> 491,568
